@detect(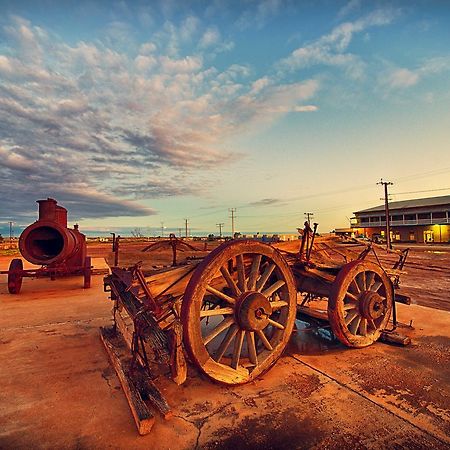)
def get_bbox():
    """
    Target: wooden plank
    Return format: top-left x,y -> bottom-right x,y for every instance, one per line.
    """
380,331 -> 411,346
100,327 -> 154,435
169,321 -> 187,385
297,305 -> 329,322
